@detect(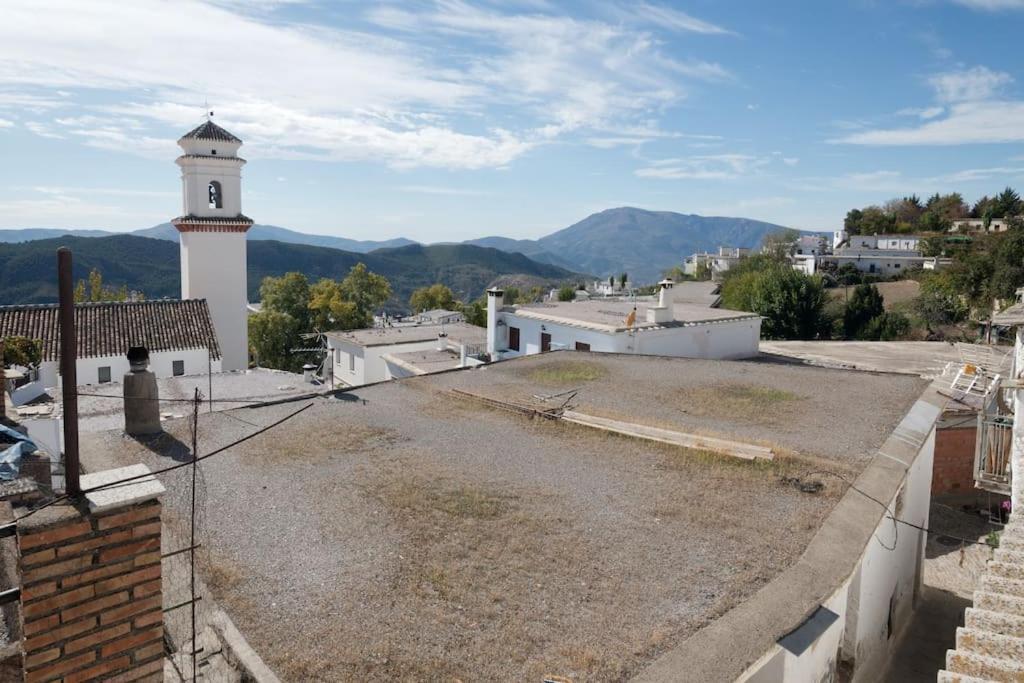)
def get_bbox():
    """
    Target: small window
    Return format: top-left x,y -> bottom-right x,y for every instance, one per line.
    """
211,149 -> 217,155
98,366 -> 111,384
172,360 -> 185,376
895,263 -> 901,269
508,326 -> 521,352
208,180 -> 223,209
349,354 -> 355,372
575,341 -> 590,351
